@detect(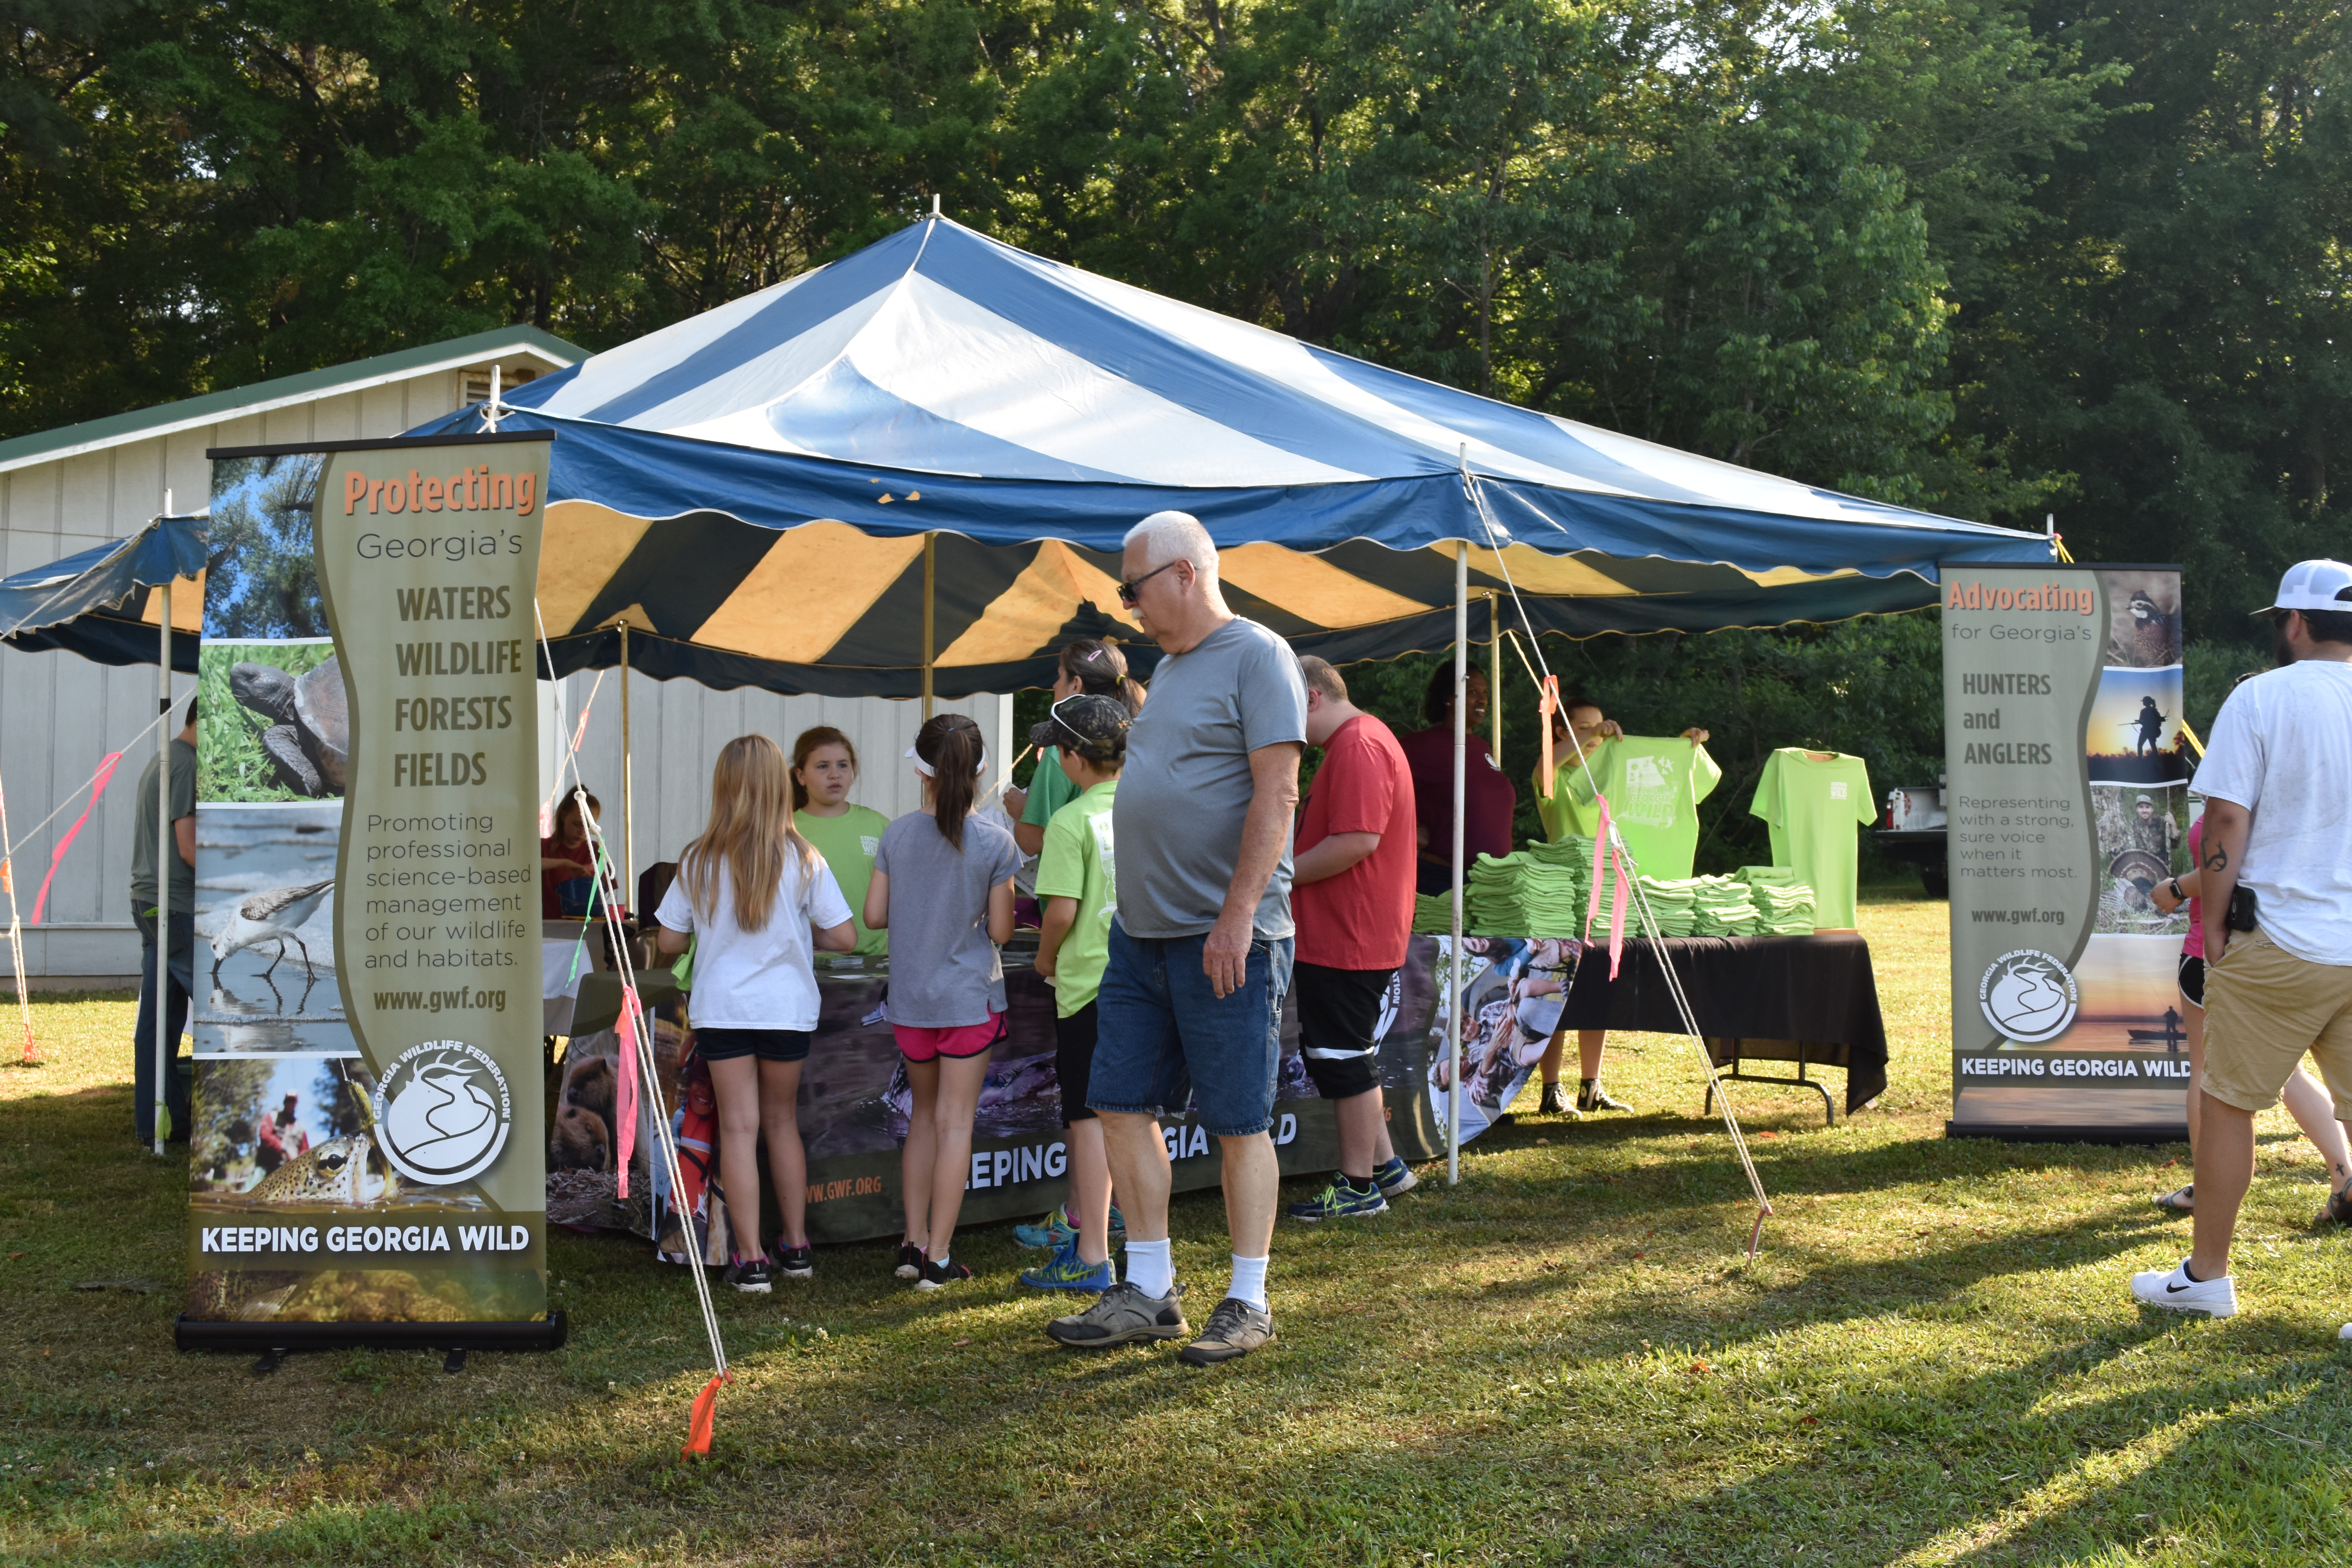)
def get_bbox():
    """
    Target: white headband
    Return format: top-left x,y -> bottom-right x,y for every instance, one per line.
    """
906,744 -> 988,779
